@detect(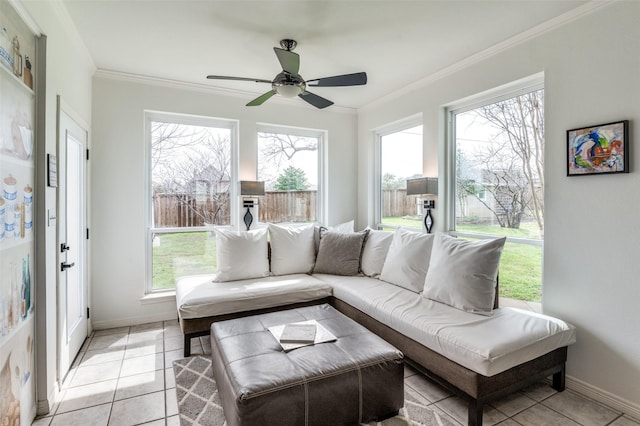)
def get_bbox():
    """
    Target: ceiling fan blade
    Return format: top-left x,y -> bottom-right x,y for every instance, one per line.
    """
207,75 -> 272,84
247,90 -> 277,106
274,48 -> 300,75
298,91 -> 334,109
306,72 -> 367,87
